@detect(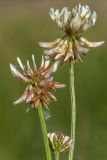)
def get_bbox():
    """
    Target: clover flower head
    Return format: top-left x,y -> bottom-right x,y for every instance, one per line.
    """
39,4 -> 104,63
48,132 -> 73,152
49,4 -> 97,34
10,55 -> 65,109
